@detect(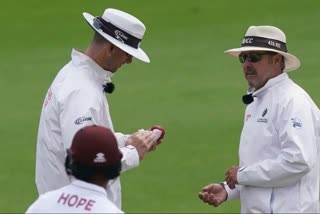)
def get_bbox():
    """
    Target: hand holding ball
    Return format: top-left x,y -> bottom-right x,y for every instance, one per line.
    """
150,125 -> 165,143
